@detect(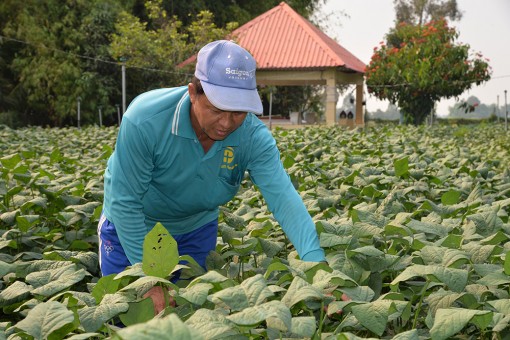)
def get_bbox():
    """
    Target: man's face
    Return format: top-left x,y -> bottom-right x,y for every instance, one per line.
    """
189,84 -> 248,141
